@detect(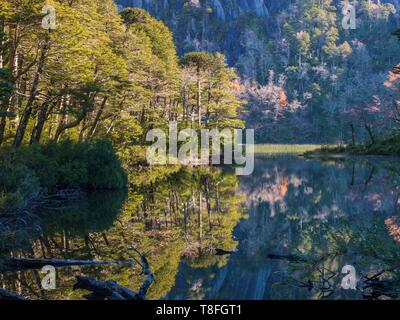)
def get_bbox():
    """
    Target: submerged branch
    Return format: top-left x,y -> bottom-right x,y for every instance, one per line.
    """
1,257 -> 133,271
74,276 -> 140,300
74,246 -> 154,300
